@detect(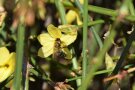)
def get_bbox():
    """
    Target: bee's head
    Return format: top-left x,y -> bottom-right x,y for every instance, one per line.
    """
54,38 -> 61,48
